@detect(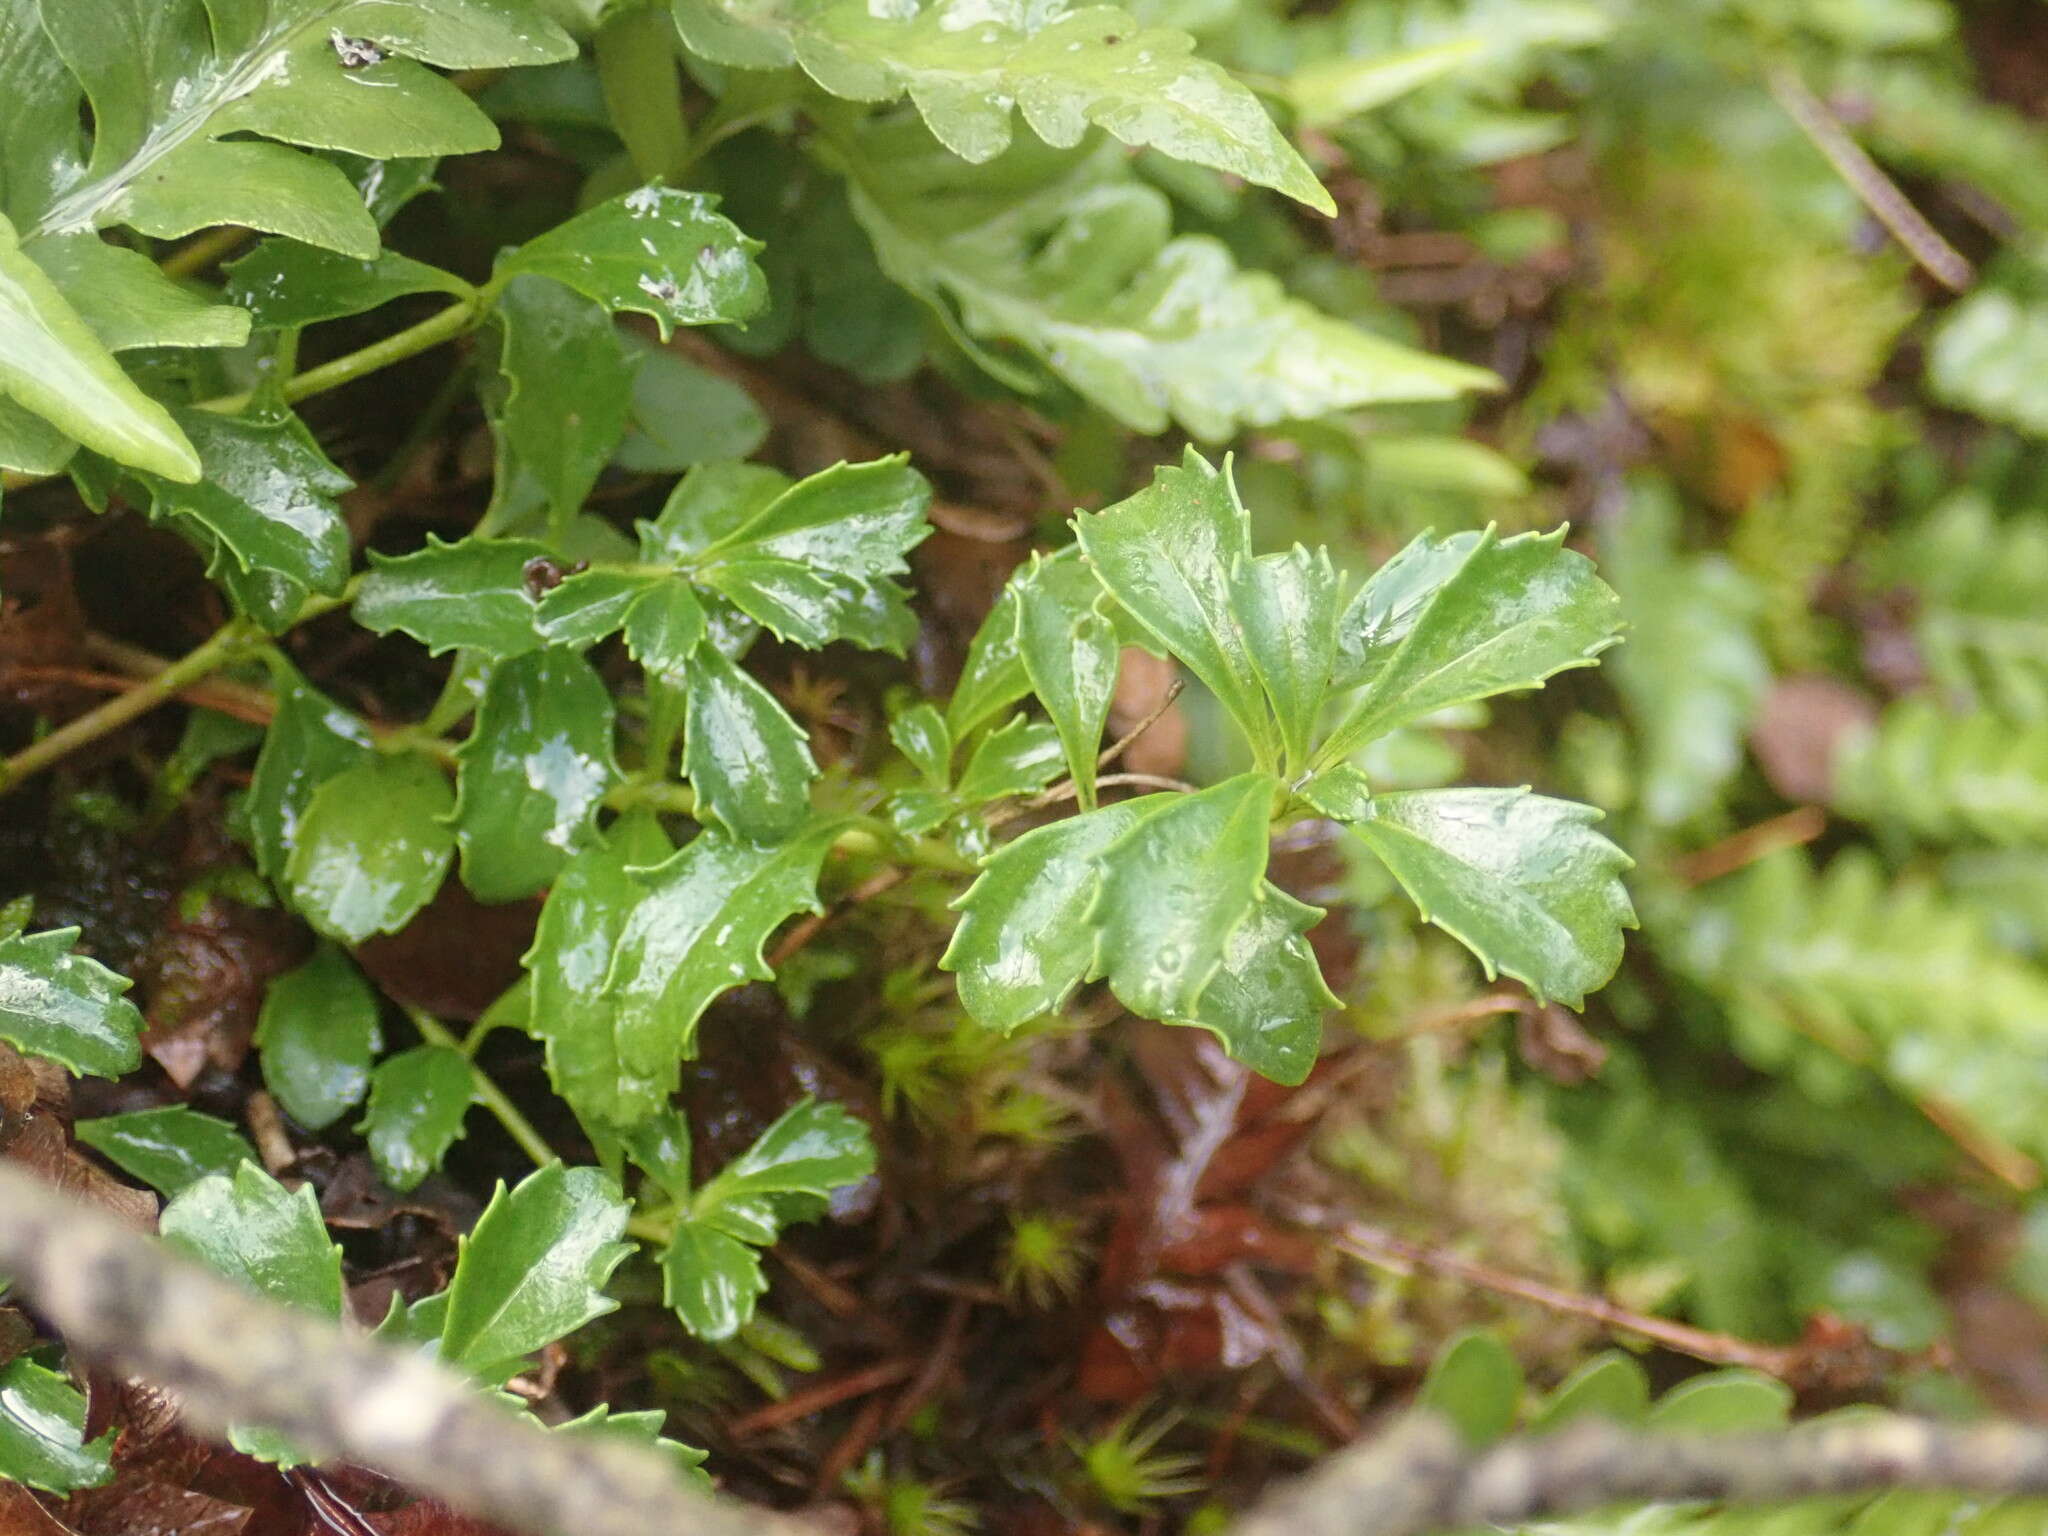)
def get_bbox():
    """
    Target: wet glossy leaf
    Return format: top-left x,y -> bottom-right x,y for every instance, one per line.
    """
355,535 -> 550,658
0,1360 -> 113,1494
226,239 -> 474,328
210,37 -> 497,160
162,1162 -> 342,1311
696,457 -> 931,654
0,212 -> 198,481
1075,451 -> 1276,760
0,926 -> 144,1079
943,796 -> 1164,1030
1173,884 -> 1334,1084
73,1105 -> 257,1196
615,342 -> 768,471
672,0 -> 1333,210
254,945 -> 382,1132
360,1043 -> 474,1193
955,715 -> 1065,804
1092,772 -> 1275,1019
439,1163 -> 632,1376
29,232 -> 251,351
535,568 -> 664,650
1419,1329 -> 1523,1445
1323,526 -> 1623,760
487,274 -> 637,537
498,185 -> 768,338
1338,787 -> 1635,1008
684,644 -> 818,844
524,817 -> 677,1128
286,753 -> 456,944
697,1098 -> 875,1223
890,702 -> 953,789
660,1219 -> 765,1342
454,649 -> 618,902
623,581 -> 708,679
947,580 -> 1032,739
133,409 -> 353,596
598,823 -> 842,1118
1014,552 -> 1118,809
242,661 -> 376,887
638,460 -> 793,562
1235,545 -> 1342,770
